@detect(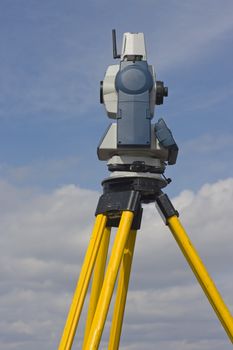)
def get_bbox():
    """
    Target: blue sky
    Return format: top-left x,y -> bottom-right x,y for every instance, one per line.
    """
0,0 -> 233,195
0,1 -> 233,349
